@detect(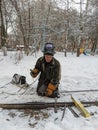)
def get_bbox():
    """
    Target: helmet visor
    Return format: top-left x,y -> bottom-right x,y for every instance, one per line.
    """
45,44 -> 53,50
